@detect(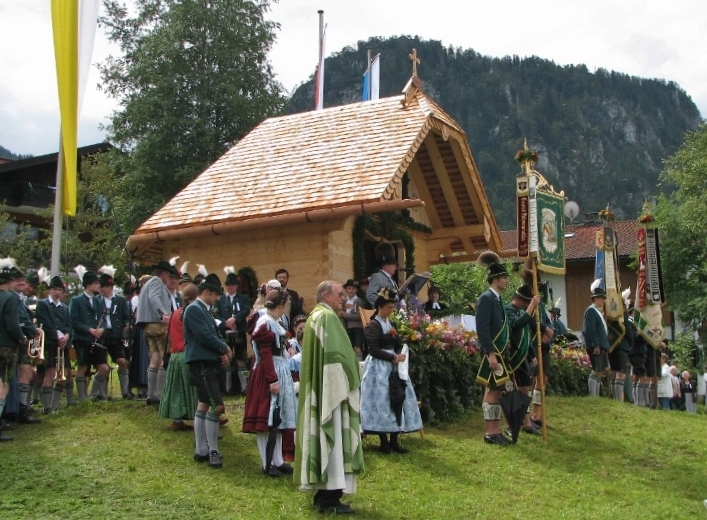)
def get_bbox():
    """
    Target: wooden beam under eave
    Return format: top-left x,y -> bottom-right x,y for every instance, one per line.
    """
423,133 -> 476,254
407,158 -> 443,229
429,224 -> 485,240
